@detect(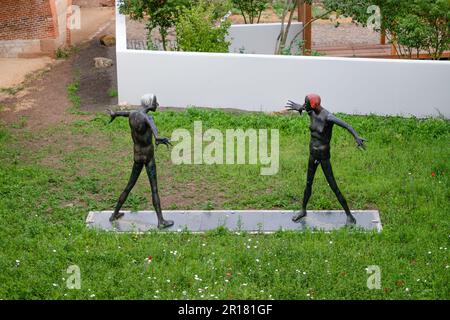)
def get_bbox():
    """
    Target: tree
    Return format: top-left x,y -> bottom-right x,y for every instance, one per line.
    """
321,0 -> 449,59
118,0 -> 191,51
232,0 -> 269,24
